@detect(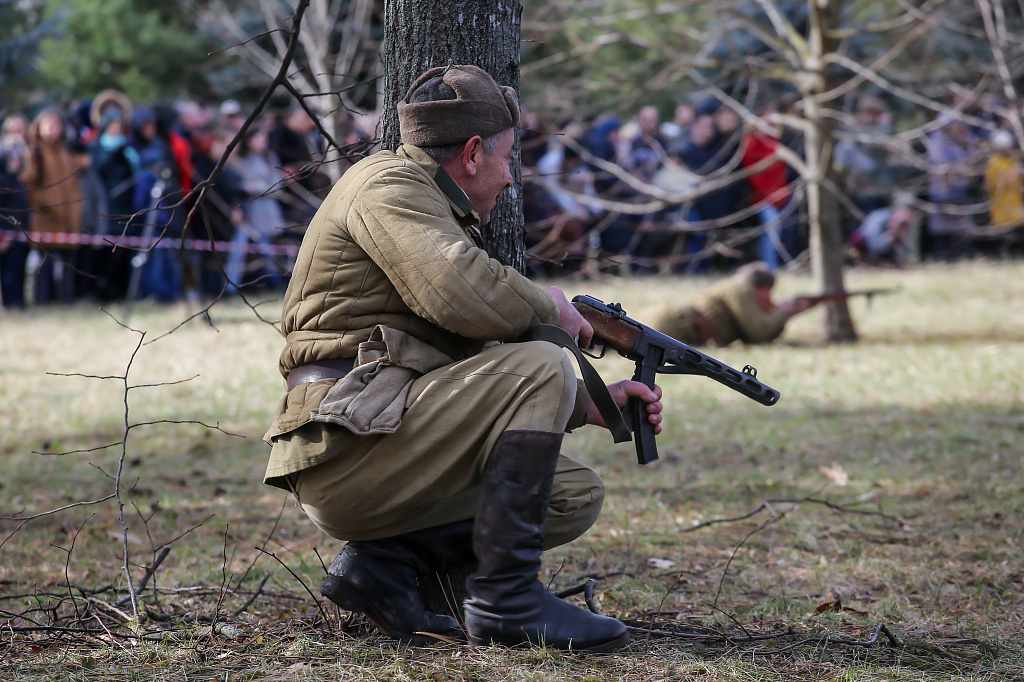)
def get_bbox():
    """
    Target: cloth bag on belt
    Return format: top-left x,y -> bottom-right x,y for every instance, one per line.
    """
309,325 -> 454,436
